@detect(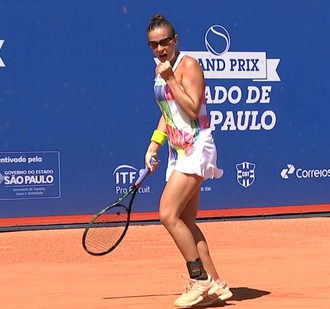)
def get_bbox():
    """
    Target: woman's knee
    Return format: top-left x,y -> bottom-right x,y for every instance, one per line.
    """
159,207 -> 172,226
159,204 -> 178,228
